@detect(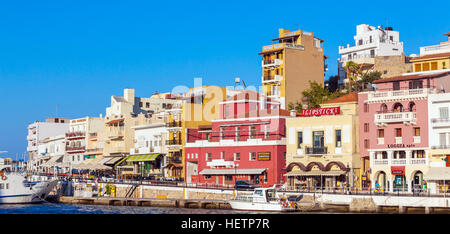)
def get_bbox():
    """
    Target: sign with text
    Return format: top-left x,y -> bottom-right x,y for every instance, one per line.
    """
257,152 -> 271,161
301,107 -> 340,117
